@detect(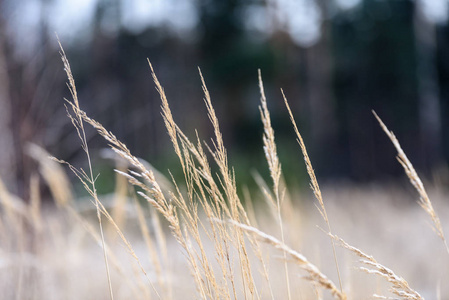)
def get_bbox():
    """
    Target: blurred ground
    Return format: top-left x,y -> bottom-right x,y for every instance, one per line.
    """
1,183 -> 448,299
